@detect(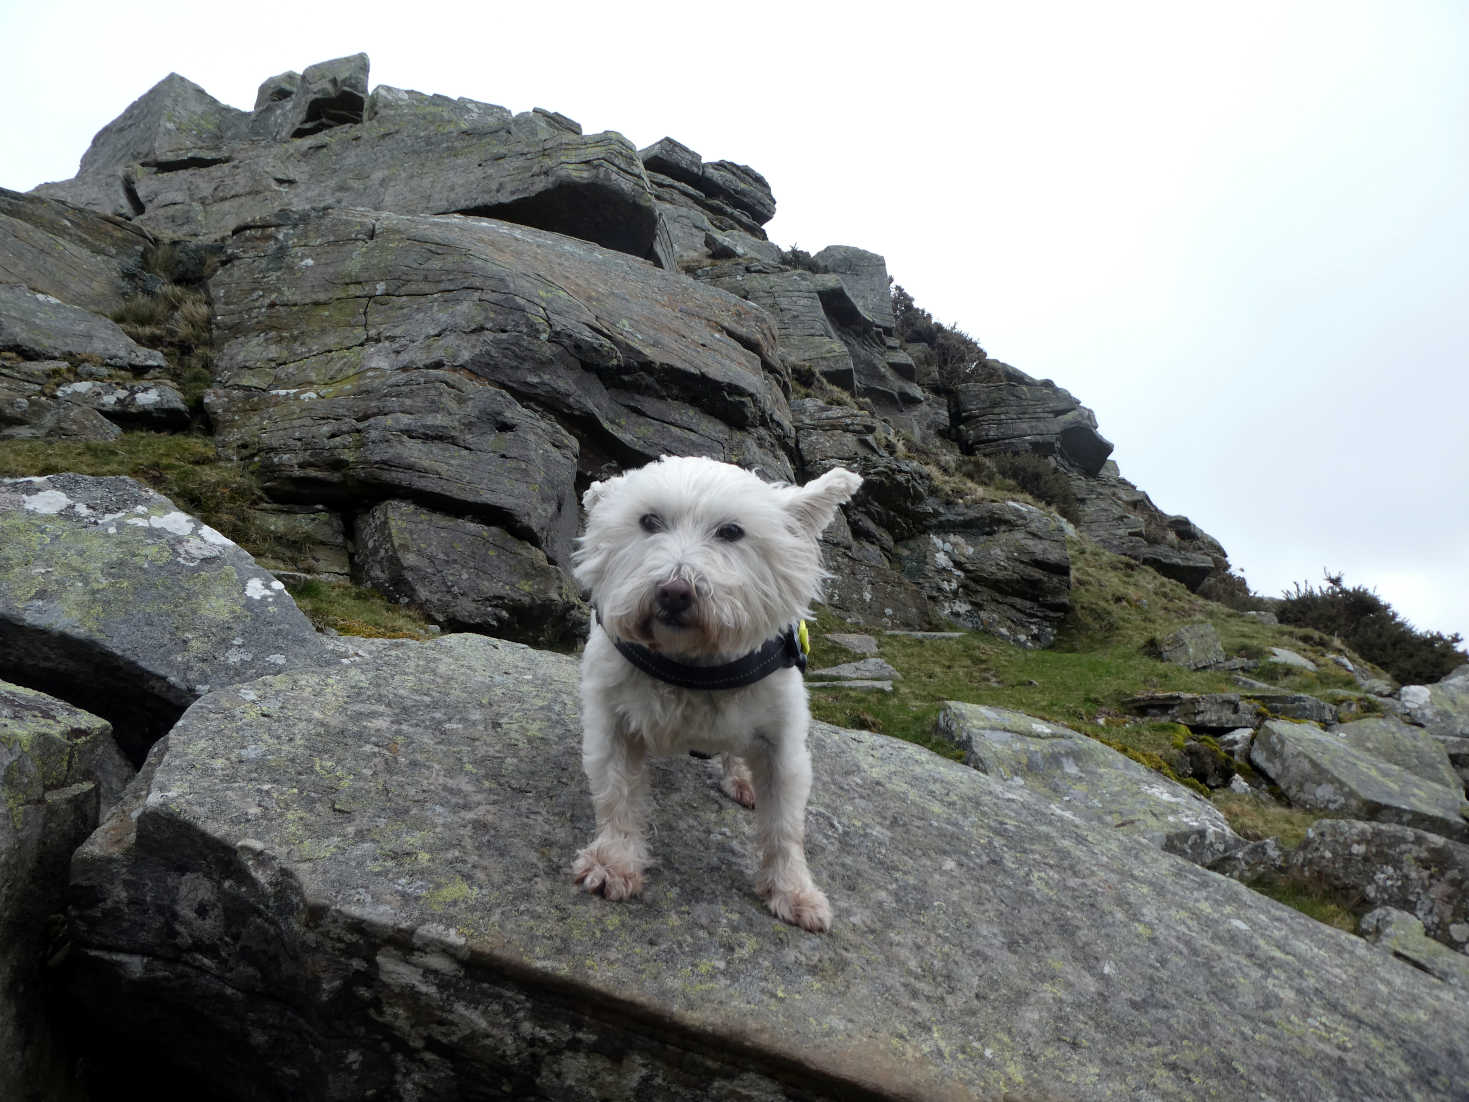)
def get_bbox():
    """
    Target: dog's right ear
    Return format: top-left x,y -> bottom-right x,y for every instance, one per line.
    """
582,473 -> 621,516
